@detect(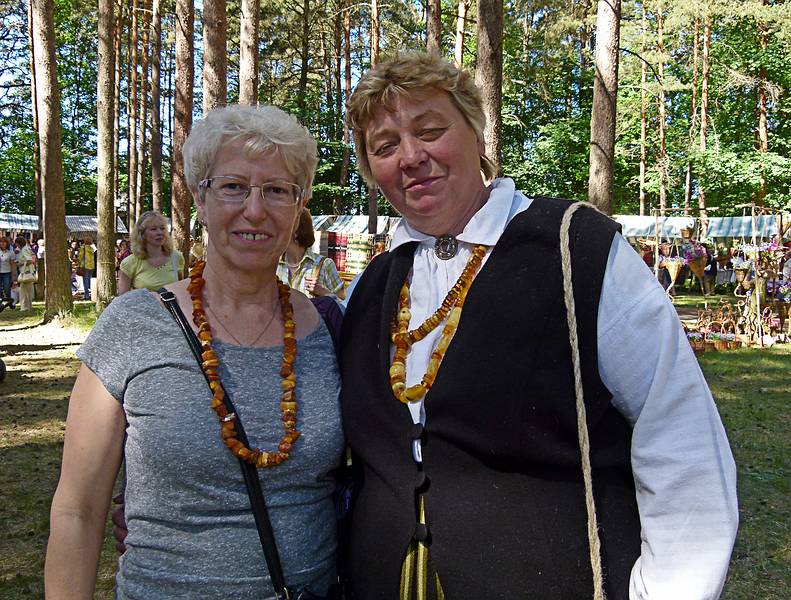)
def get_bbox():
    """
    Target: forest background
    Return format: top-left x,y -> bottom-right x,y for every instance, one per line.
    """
1,0 -> 790,229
